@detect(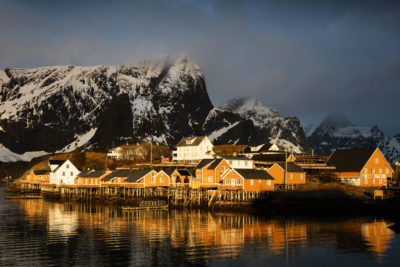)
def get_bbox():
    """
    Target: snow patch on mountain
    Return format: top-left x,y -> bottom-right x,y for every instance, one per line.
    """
209,121 -> 240,142
0,144 -> 48,162
56,128 -> 97,153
